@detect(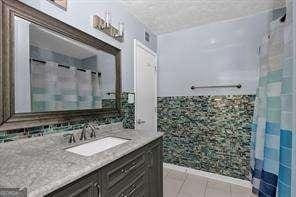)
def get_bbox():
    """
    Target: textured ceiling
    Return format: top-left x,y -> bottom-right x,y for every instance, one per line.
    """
121,0 -> 286,34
